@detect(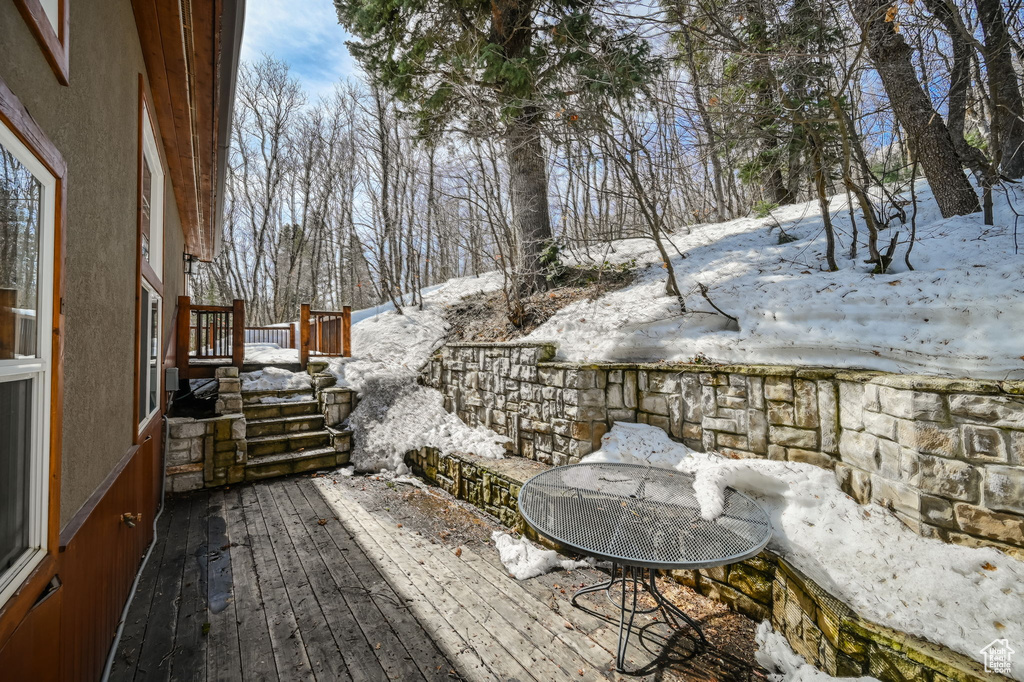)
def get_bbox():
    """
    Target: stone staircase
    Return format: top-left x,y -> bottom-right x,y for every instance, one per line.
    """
242,385 -> 353,481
